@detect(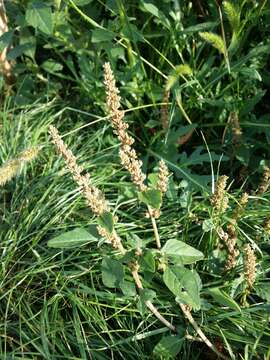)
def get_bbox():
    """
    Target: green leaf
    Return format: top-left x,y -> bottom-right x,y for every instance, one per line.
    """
47,227 -> 98,248
138,189 -> 162,209
7,44 -> 36,61
140,250 -> 155,273
163,266 -> 202,310
137,289 -> 156,315
97,211 -> 114,234
126,233 -> 144,249
121,24 -> 144,43
73,0 -> 92,4
153,335 -> 183,359
184,21 -> 218,33
140,288 -> 156,302
255,283 -> 270,303
202,219 -> 215,232
19,28 -> 36,60
119,280 -> 136,297
161,239 -> 204,264
207,287 -> 241,312
26,1 -> 53,35
142,2 -> 159,17
41,59 -> 63,74
101,257 -> 124,288
0,31 -> 13,52
140,2 -> 169,28
92,28 -> 115,43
